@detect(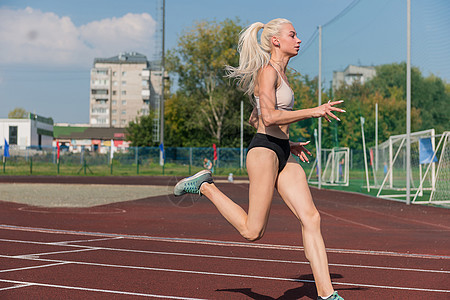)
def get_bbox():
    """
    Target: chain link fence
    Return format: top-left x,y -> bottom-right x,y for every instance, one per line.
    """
0,146 -> 249,176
